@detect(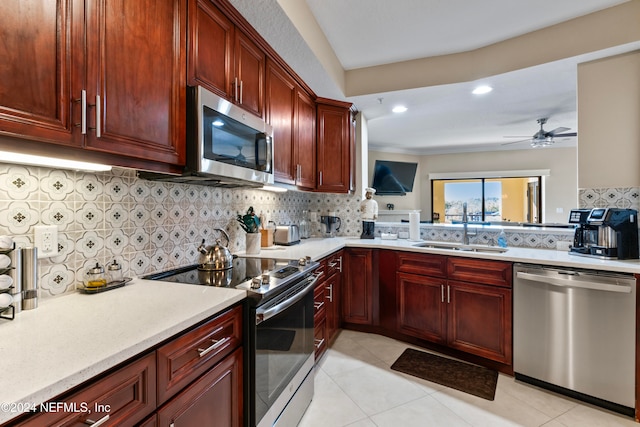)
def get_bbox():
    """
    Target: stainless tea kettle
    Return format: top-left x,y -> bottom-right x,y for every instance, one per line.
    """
197,228 -> 234,271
